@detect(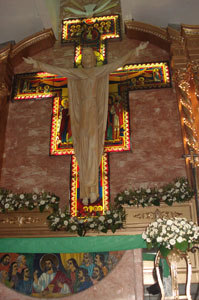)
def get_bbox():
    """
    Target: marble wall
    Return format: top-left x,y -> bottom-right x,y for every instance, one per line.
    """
0,37 -> 186,206
0,2 -> 188,299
